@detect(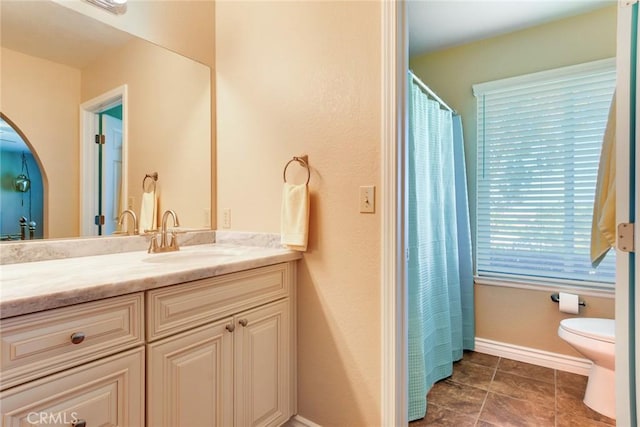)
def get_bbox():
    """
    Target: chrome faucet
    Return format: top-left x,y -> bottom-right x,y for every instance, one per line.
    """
117,209 -> 138,235
148,209 -> 180,253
